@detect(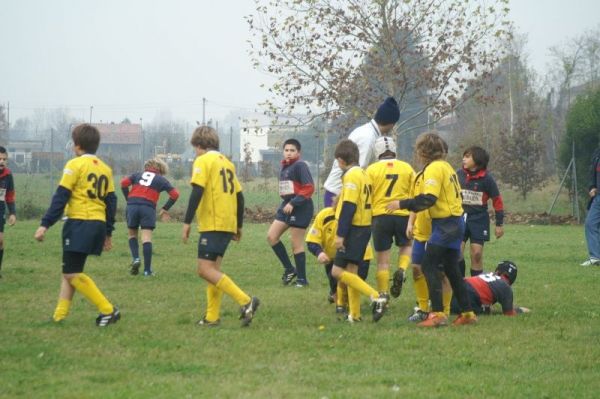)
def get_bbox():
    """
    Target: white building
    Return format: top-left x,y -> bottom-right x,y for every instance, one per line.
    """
239,124 -> 269,164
